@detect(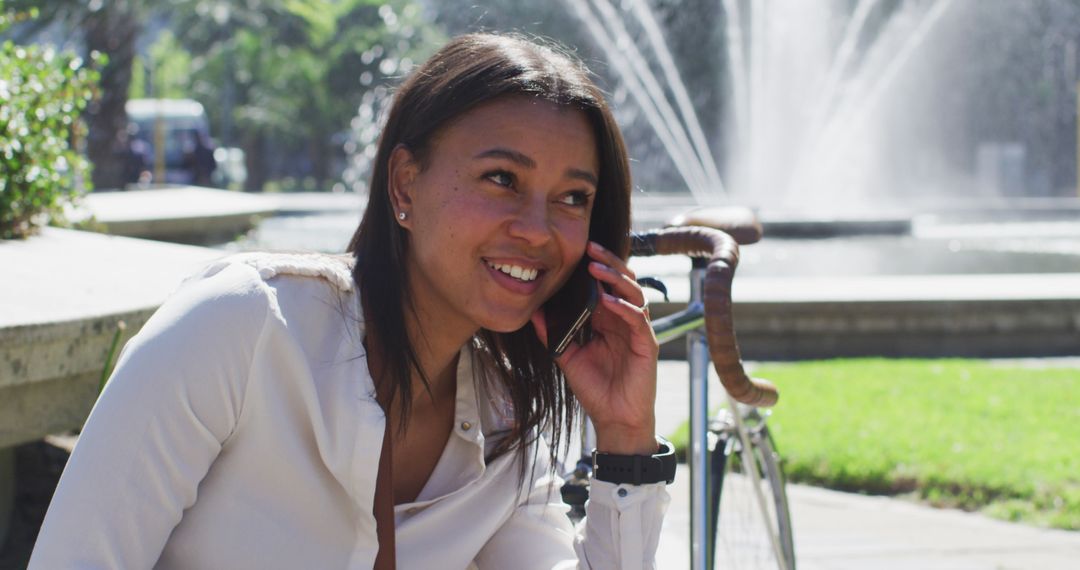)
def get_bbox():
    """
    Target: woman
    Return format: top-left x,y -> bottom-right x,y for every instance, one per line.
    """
31,33 -> 671,569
